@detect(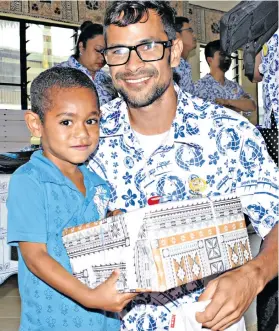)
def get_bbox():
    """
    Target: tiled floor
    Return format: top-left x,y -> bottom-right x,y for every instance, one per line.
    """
0,234 -> 262,331
0,275 -> 20,331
